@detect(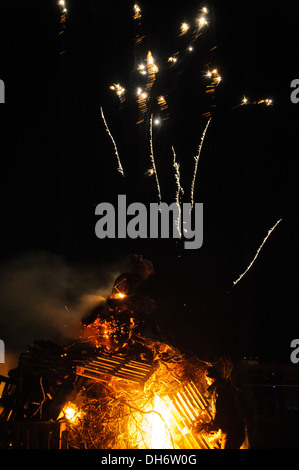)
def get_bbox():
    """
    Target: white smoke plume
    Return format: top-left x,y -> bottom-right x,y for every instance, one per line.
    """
0,251 -> 126,375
